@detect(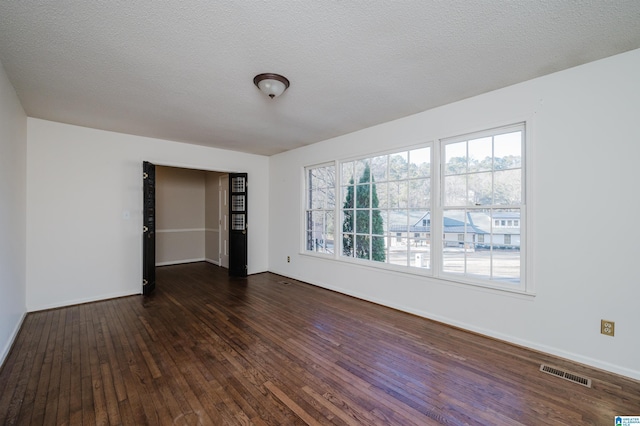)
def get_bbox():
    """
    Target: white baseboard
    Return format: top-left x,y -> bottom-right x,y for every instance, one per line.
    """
272,268 -> 640,382
28,290 -> 141,312
205,258 -> 220,266
0,311 -> 27,368
156,258 -> 205,266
